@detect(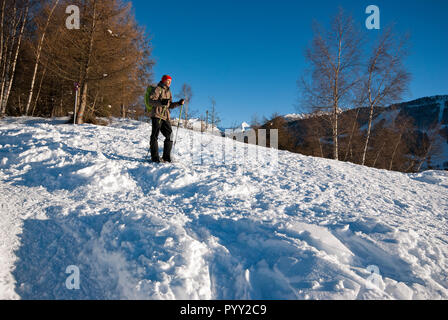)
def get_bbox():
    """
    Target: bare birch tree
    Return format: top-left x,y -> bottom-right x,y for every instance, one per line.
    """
300,8 -> 362,160
360,27 -> 411,165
